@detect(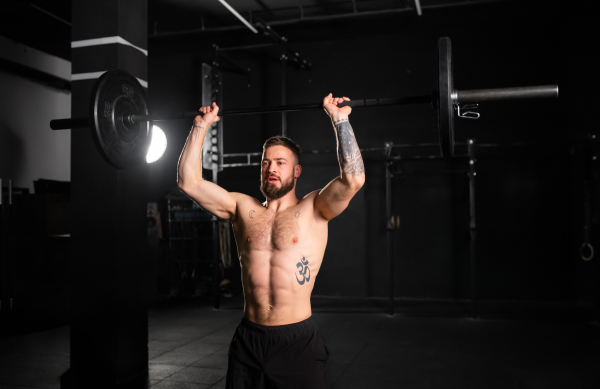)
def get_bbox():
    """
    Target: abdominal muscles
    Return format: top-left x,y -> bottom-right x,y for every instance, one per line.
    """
241,249 -> 317,325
